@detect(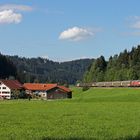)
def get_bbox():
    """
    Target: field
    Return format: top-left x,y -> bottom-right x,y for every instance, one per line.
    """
1,88 -> 140,140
